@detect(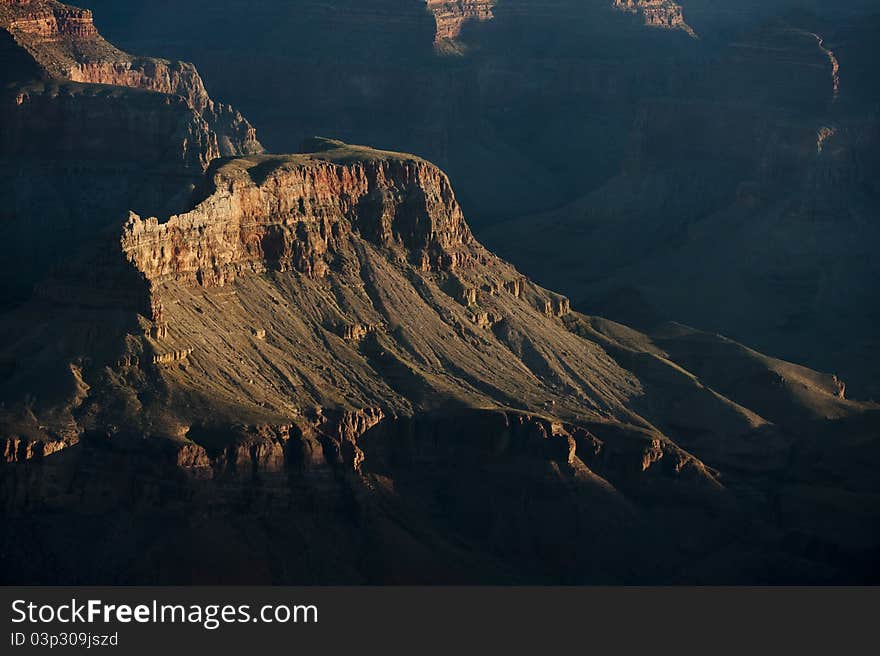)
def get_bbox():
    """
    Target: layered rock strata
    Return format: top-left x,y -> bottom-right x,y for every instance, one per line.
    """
0,0 -> 261,158
0,0 -> 262,304
612,0 -> 697,37
425,0 -> 495,50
